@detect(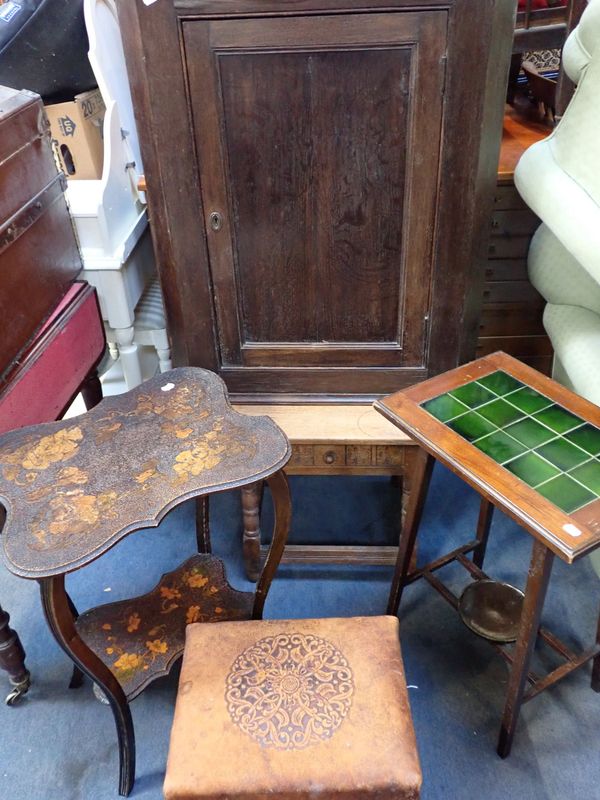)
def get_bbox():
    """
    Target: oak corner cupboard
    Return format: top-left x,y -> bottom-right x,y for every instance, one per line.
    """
117,0 -> 515,402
